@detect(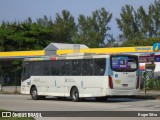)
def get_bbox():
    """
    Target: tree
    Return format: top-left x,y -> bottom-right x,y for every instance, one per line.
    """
149,0 -> 160,37
104,35 -> 119,47
0,16 -> 53,51
116,5 -> 141,41
75,8 -> 112,48
118,1 -> 160,47
53,10 -> 77,43
0,21 -> 6,51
